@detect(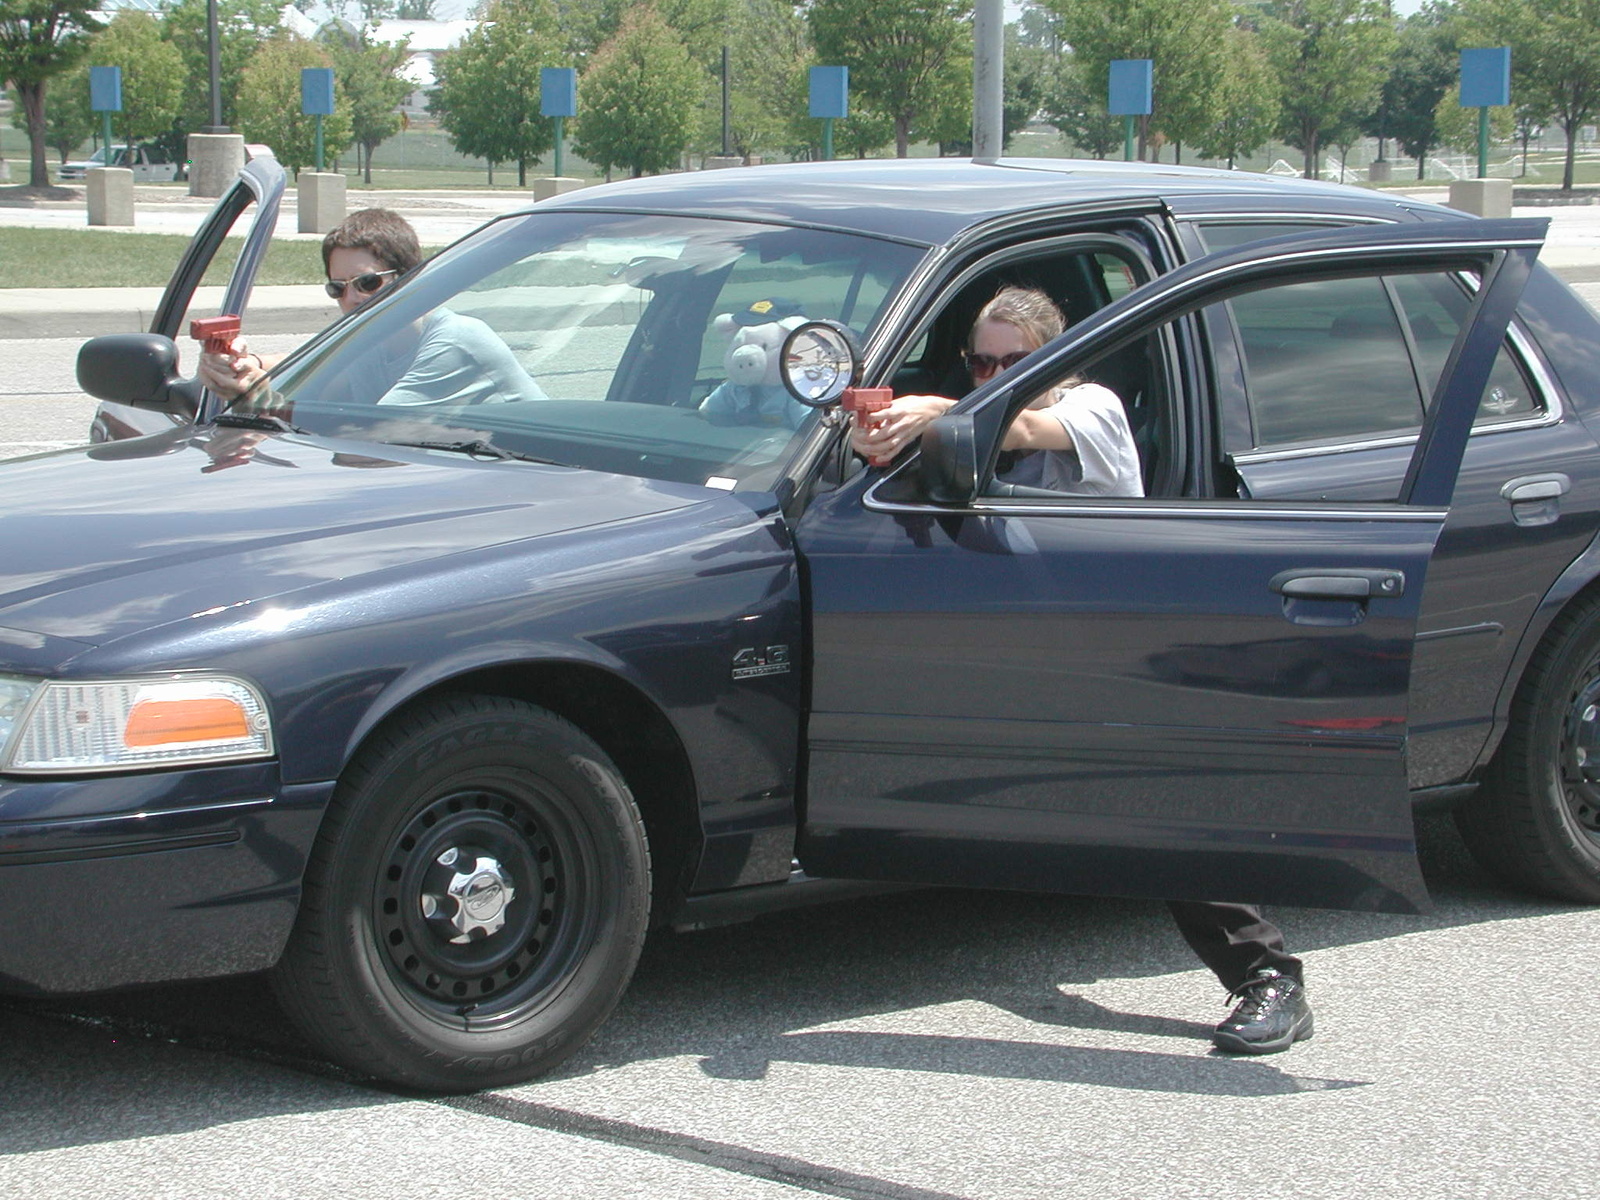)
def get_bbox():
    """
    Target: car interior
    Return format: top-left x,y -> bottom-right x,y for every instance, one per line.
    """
888,245 -> 1173,497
